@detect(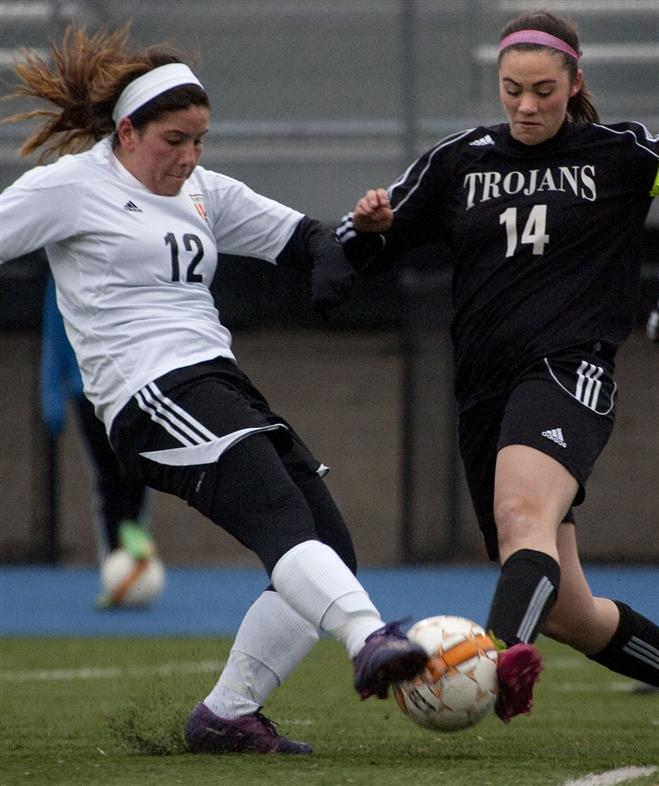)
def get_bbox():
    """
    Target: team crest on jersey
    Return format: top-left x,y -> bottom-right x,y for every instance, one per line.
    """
189,193 -> 208,222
